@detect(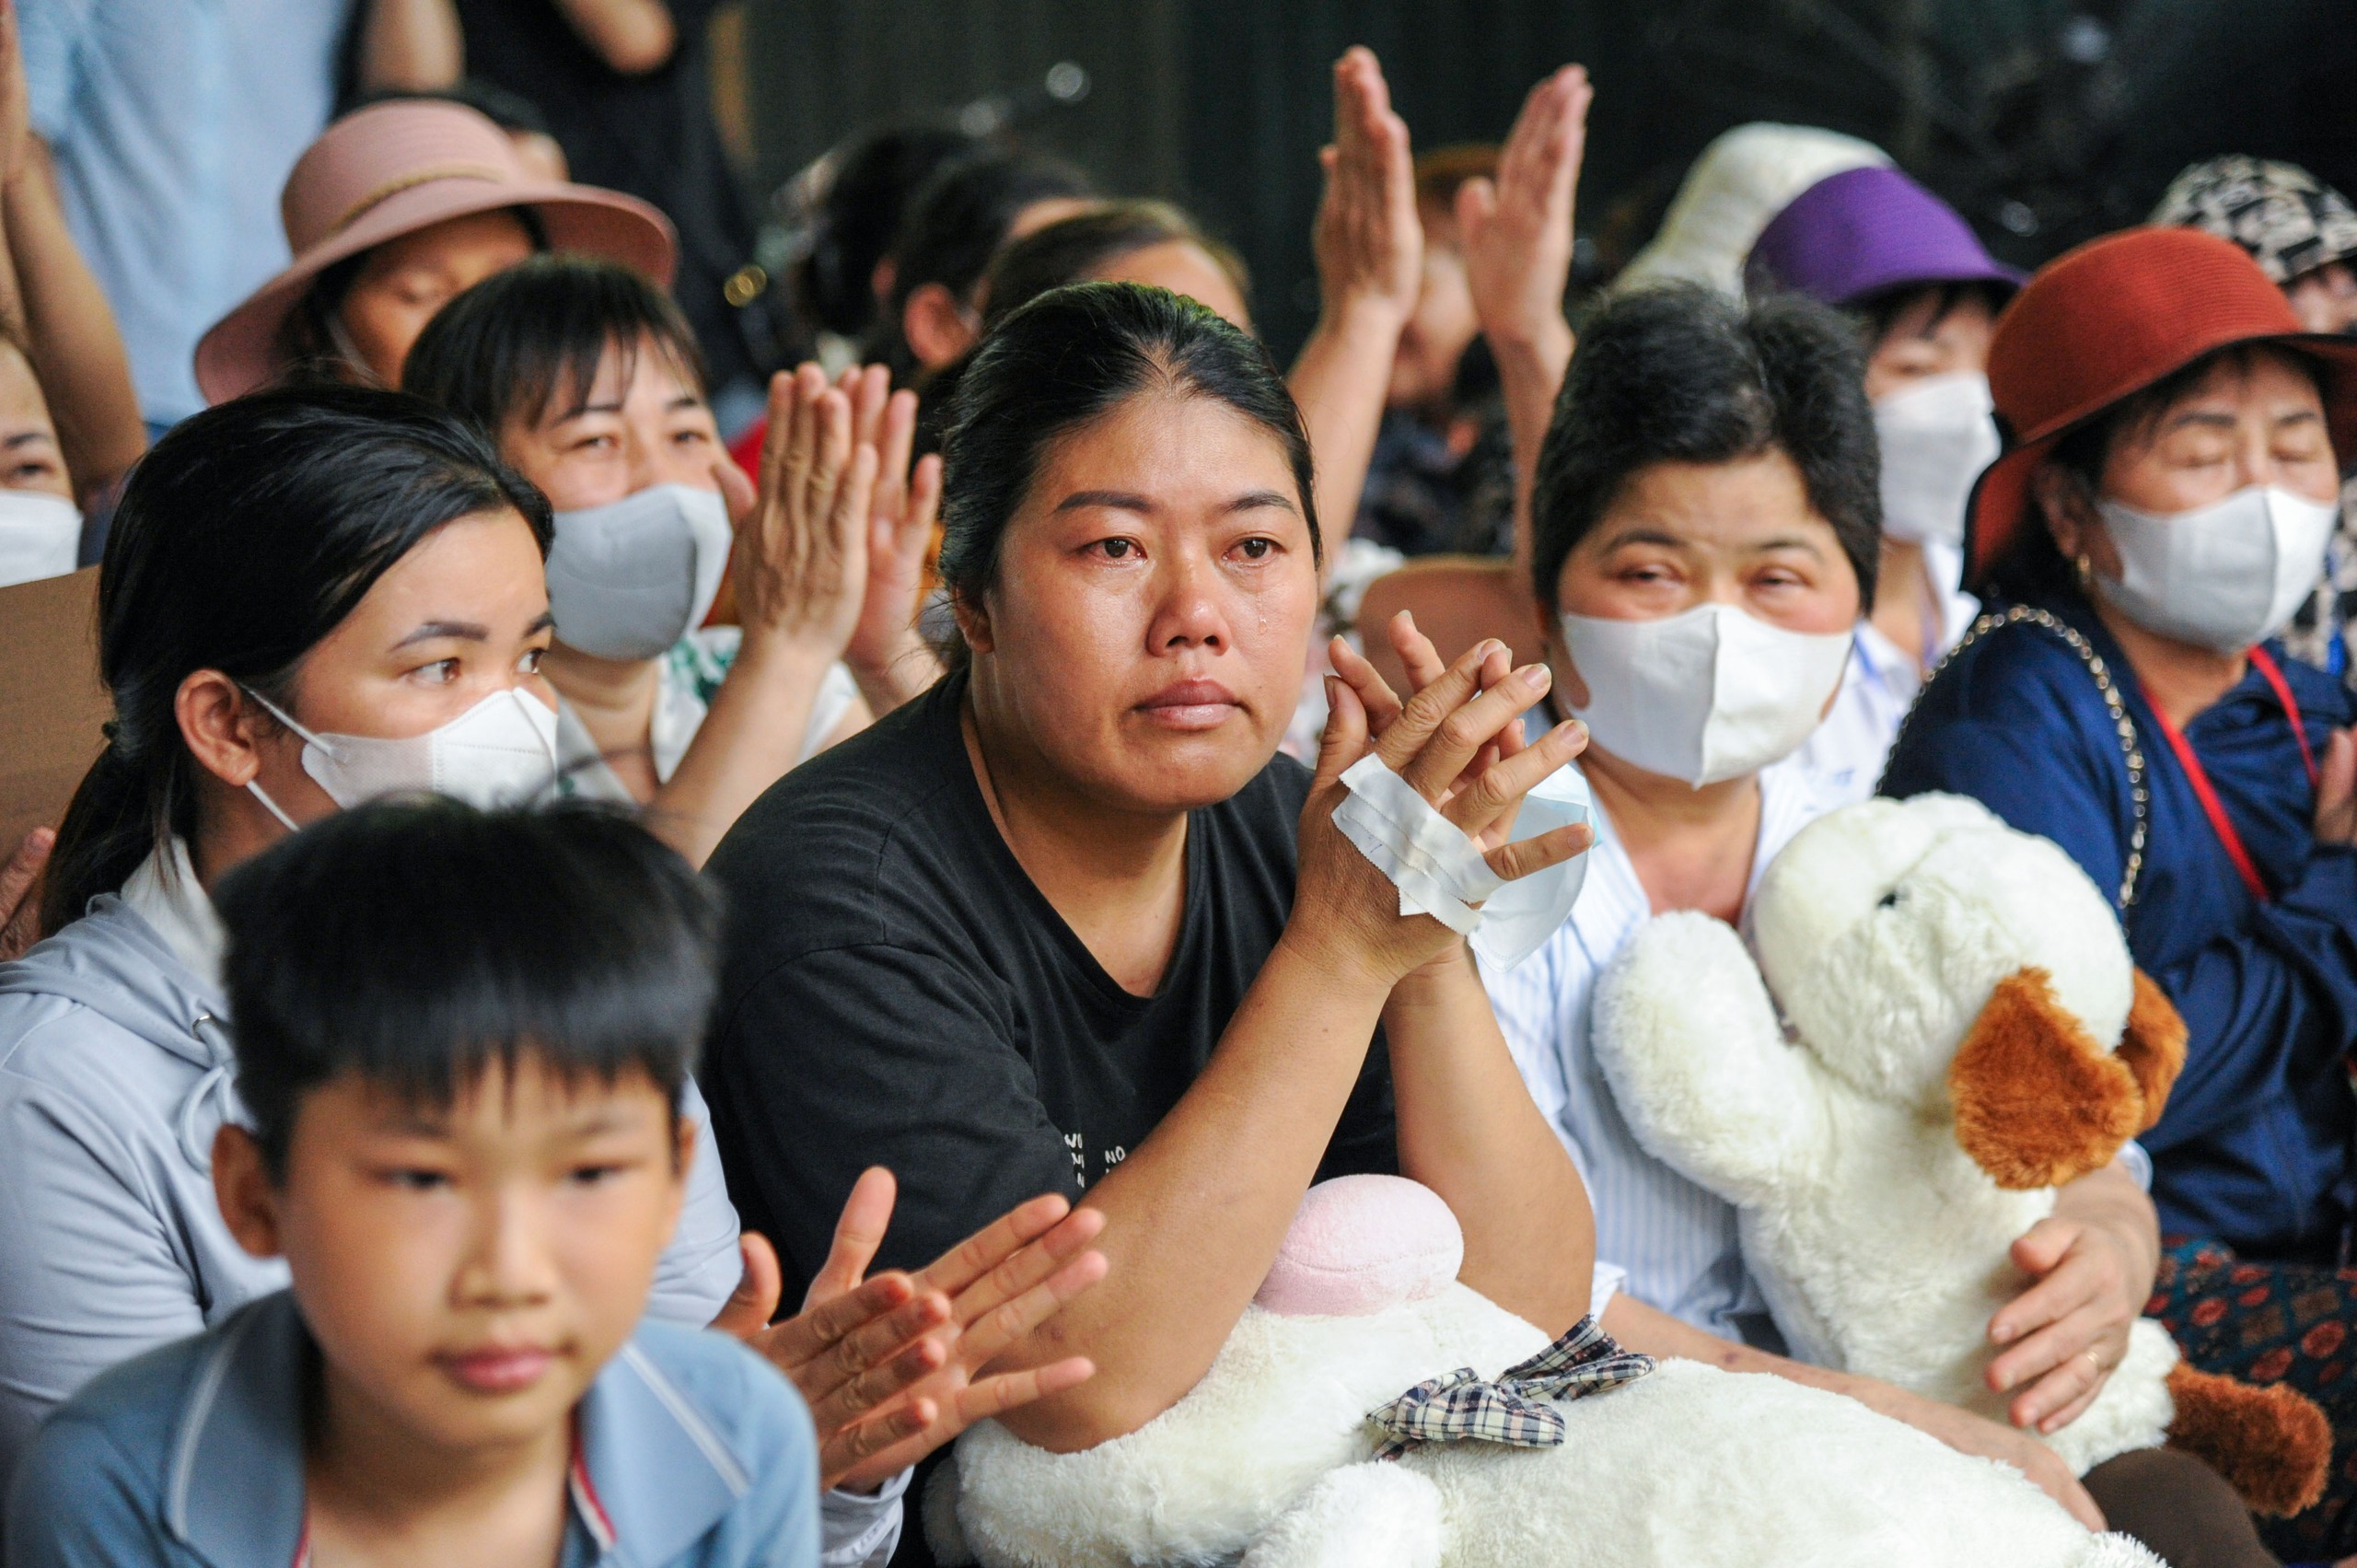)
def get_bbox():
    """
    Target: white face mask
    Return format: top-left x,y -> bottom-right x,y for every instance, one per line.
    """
0,489 -> 82,588
547,483 -> 734,662
240,685 -> 560,830
2091,483 -> 2339,653
1559,604 -> 1853,787
1872,373 -> 2000,549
